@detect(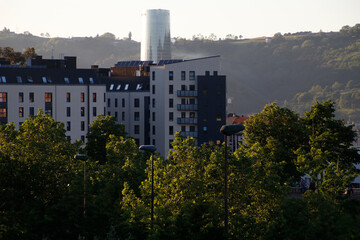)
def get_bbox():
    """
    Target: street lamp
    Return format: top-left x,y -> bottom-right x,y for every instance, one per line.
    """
220,124 -> 245,239
74,154 -> 89,240
139,145 -> 157,231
